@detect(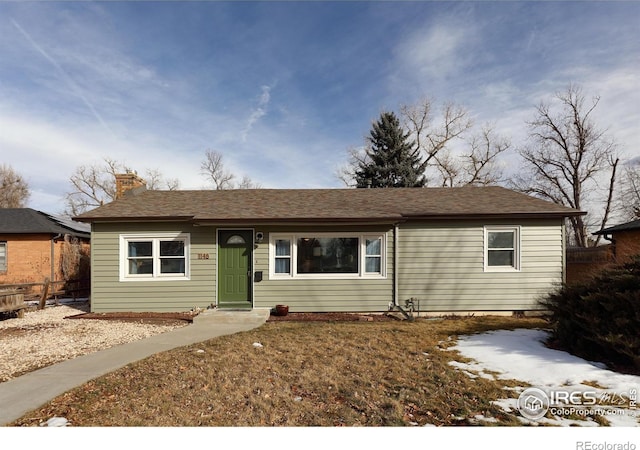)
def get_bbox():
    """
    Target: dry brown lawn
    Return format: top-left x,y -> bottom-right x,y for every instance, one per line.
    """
11,316 -> 547,427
